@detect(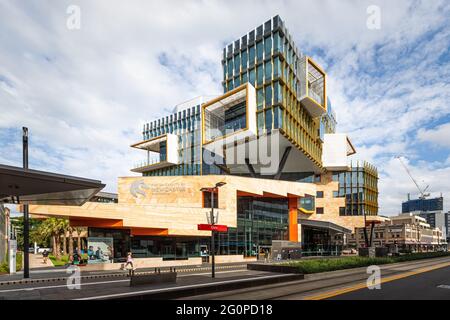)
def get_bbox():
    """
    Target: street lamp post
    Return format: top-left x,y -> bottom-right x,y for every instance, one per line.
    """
200,181 -> 226,278
22,127 -> 30,279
